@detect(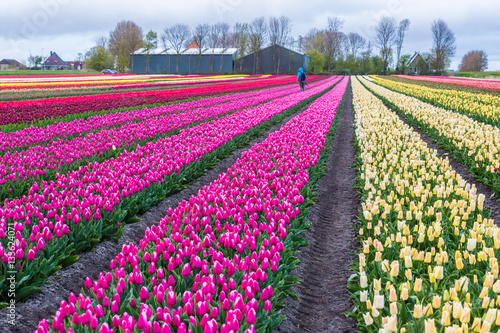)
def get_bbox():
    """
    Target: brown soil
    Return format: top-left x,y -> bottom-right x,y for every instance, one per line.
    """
0,97 -> 317,333
275,82 -> 359,333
